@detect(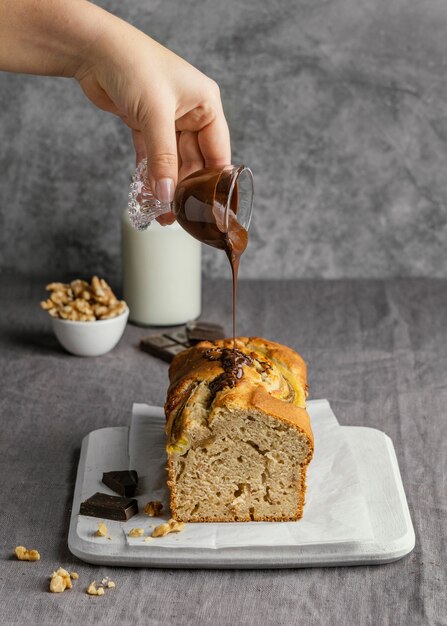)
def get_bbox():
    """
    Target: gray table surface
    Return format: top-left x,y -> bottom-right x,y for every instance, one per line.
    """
0,275 -> 445,626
